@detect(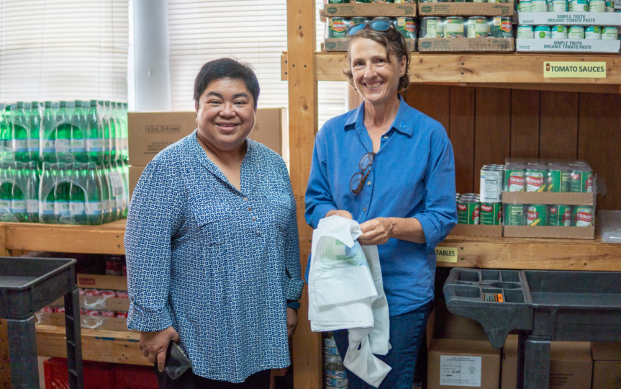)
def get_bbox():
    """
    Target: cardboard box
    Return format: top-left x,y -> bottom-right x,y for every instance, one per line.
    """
449,224 -> 503,238
503,225 -> 595,239
47,312 -> 134,332
503,192 -> 594,206
502,337 -> 592,389
77,274 -> 127,291
592,342 -> 621,389
419,1 -> 513,16
322,3 -> 416,18
516,38 -> 621,53
128,109 -> 288,166
434,299 -> 490,342
324,38 -> 416,52
428,339 -> 501,389
418,38 -> 514,52
518,12 -> 621,26
50,296 -> 130,312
